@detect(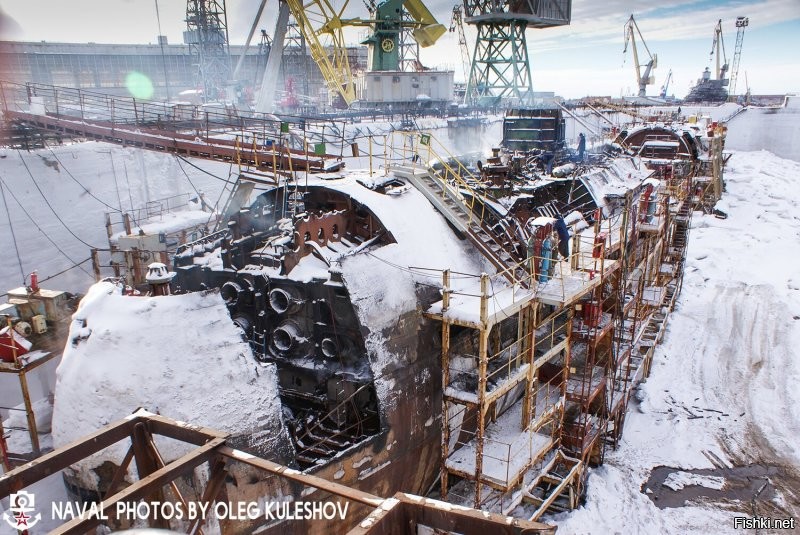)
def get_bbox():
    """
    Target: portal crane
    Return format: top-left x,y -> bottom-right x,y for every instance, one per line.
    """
729,16 -> 749,95
256,0 -> 444,109
659,69 -> 672,98
710,19 -> 729,81
623,15 -> 657,97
